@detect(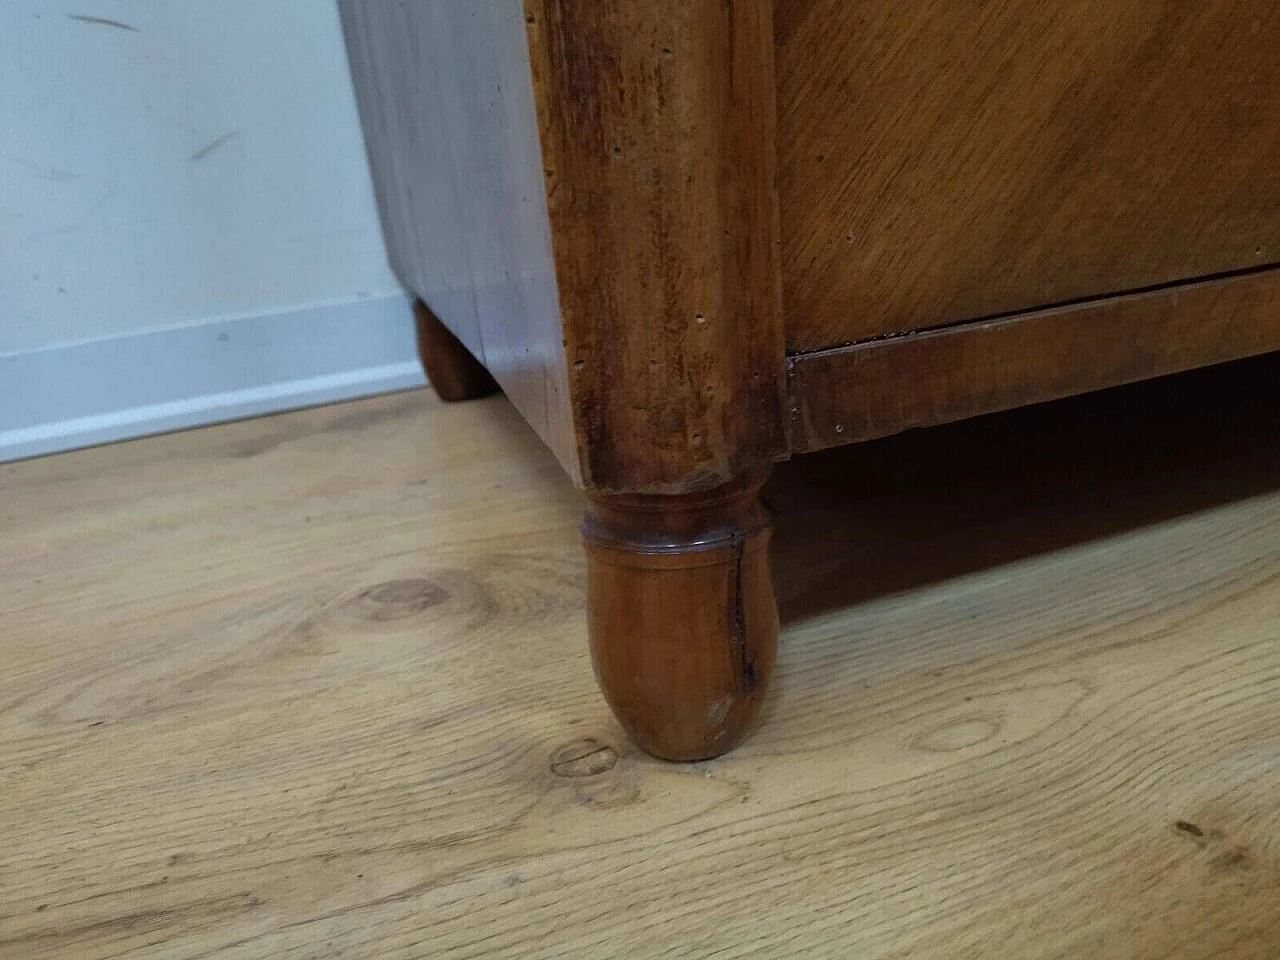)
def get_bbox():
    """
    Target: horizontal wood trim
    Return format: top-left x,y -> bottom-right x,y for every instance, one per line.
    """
789,268 -> 1280,452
